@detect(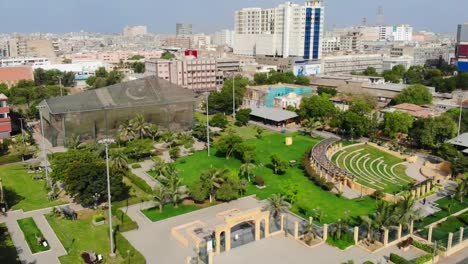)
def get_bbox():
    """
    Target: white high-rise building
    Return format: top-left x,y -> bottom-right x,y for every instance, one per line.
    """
378,24 -> 413,42
233,0 -> 325,59
213,29 -> 235,47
